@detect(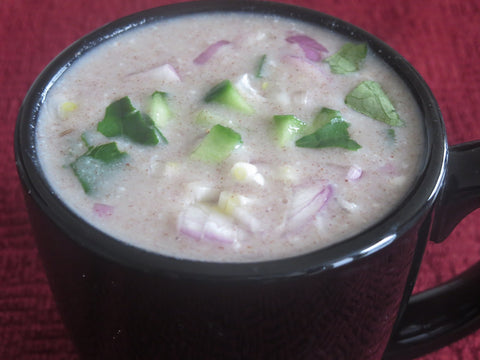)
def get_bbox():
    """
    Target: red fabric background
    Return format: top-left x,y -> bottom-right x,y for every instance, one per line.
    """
1,0 -> 479,359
